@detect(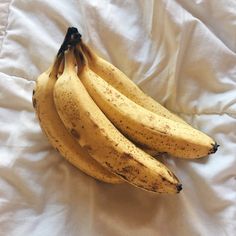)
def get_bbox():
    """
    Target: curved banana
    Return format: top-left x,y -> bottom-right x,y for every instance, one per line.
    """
76,50 -> 218,159
79,41 -> 188,124
32,54 -> 123,184
53,48 -> 182,194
